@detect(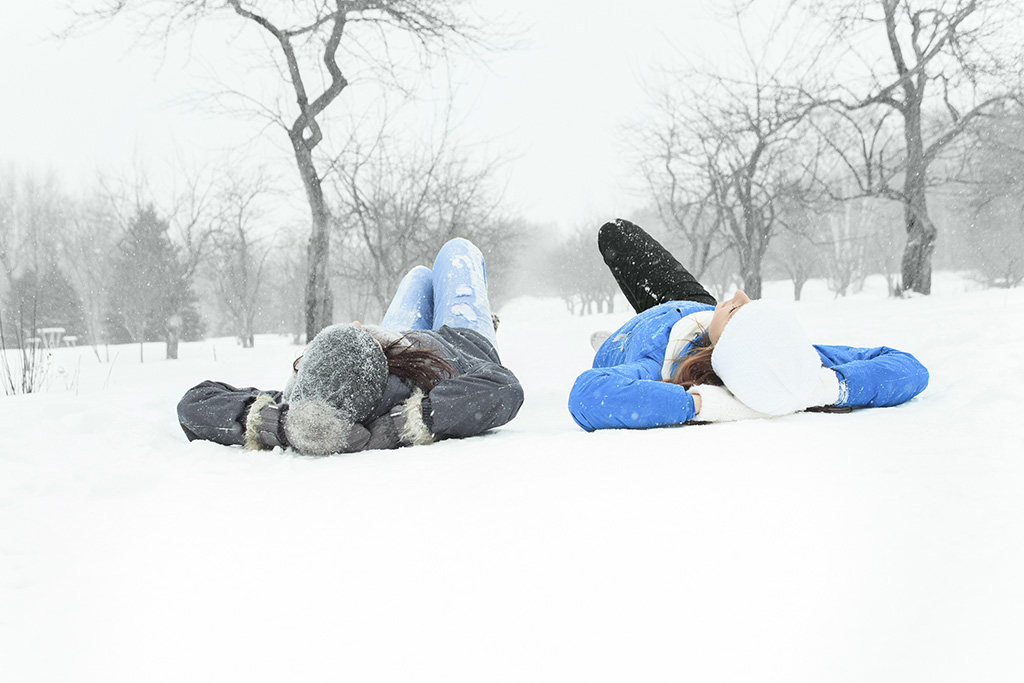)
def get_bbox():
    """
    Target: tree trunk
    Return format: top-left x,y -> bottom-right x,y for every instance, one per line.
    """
293,136 -> 333,341
165,314 -> 181,360
900,100 -> 937,295
166,329 -> 179,359
738,216 -> 765,299
900,186 -> 937,295
740,249 -> 763,299
242,312 -> 255,348
733,183 -> 770,299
